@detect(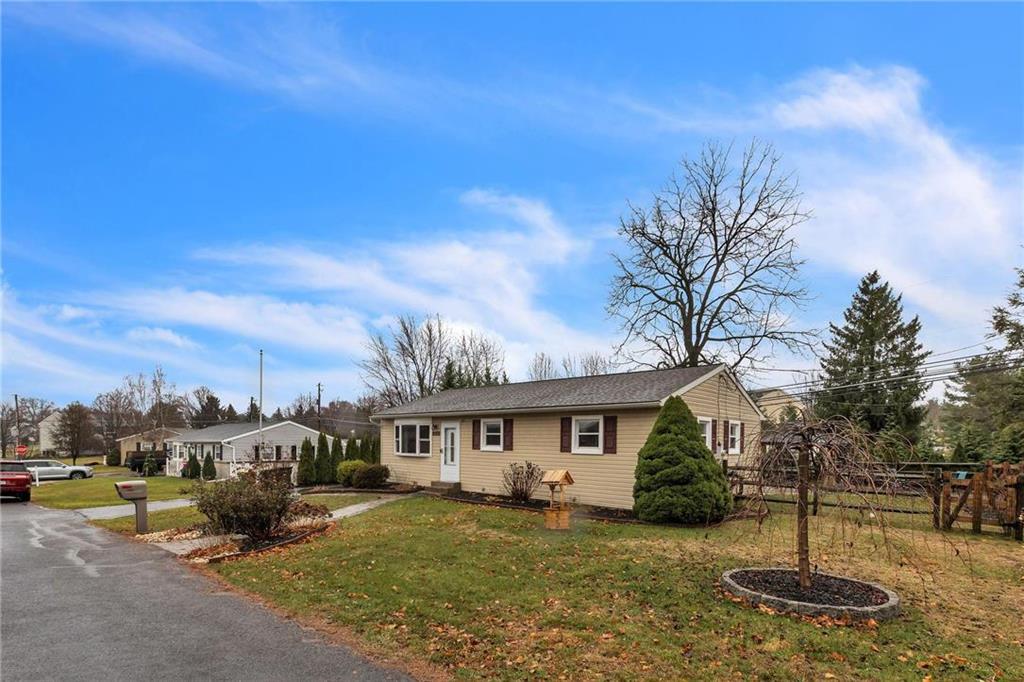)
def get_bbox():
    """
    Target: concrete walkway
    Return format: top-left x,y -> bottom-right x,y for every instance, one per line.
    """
75,497 -> 194,520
